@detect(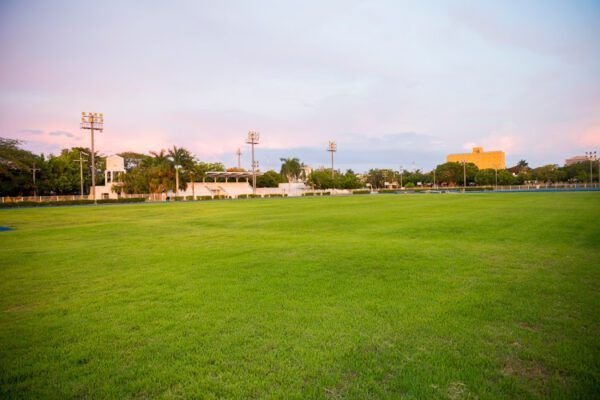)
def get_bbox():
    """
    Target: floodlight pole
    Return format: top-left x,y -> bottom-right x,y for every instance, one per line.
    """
327,141 -> 337,181
236,148 -> 242,169
585,151 -> 597,185
246,131 -> 260,195
80,112 -> 104,204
